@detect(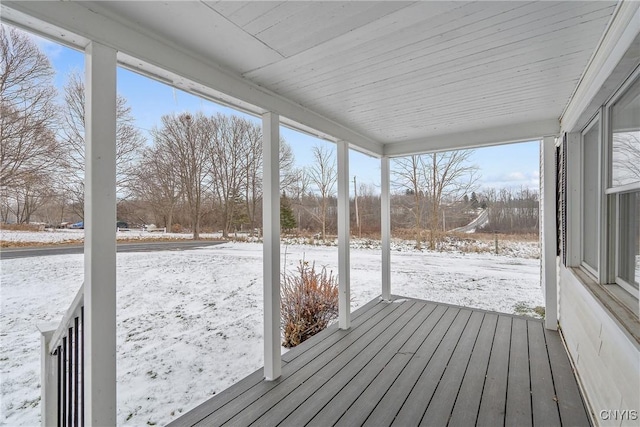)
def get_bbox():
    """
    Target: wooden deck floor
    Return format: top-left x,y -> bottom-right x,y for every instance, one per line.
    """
169,297 -> 591,427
